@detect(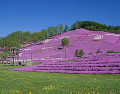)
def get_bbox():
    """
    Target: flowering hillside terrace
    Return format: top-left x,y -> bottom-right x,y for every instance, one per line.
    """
9,53 -> 120,74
